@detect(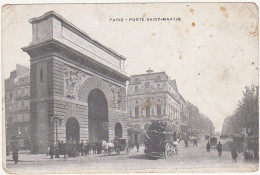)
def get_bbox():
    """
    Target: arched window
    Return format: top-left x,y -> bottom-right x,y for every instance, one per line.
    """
157,105 -> 161,116
135,107 -> 139,117
146,106 -> 150,117
115,123 -> 122,138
